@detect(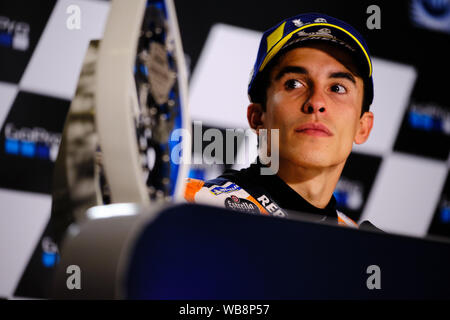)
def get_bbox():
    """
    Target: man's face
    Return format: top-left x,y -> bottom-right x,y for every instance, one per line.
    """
259,42 -> 373,169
